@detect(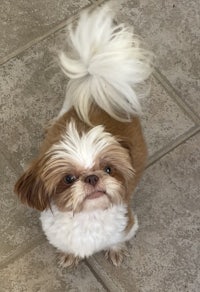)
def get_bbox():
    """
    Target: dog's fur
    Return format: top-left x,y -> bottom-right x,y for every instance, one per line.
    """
14,4 -> 153,267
